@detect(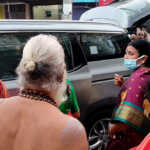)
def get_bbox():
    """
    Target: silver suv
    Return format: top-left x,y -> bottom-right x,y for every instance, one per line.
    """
80,0 -> 150,34
0,20 -> 130,150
